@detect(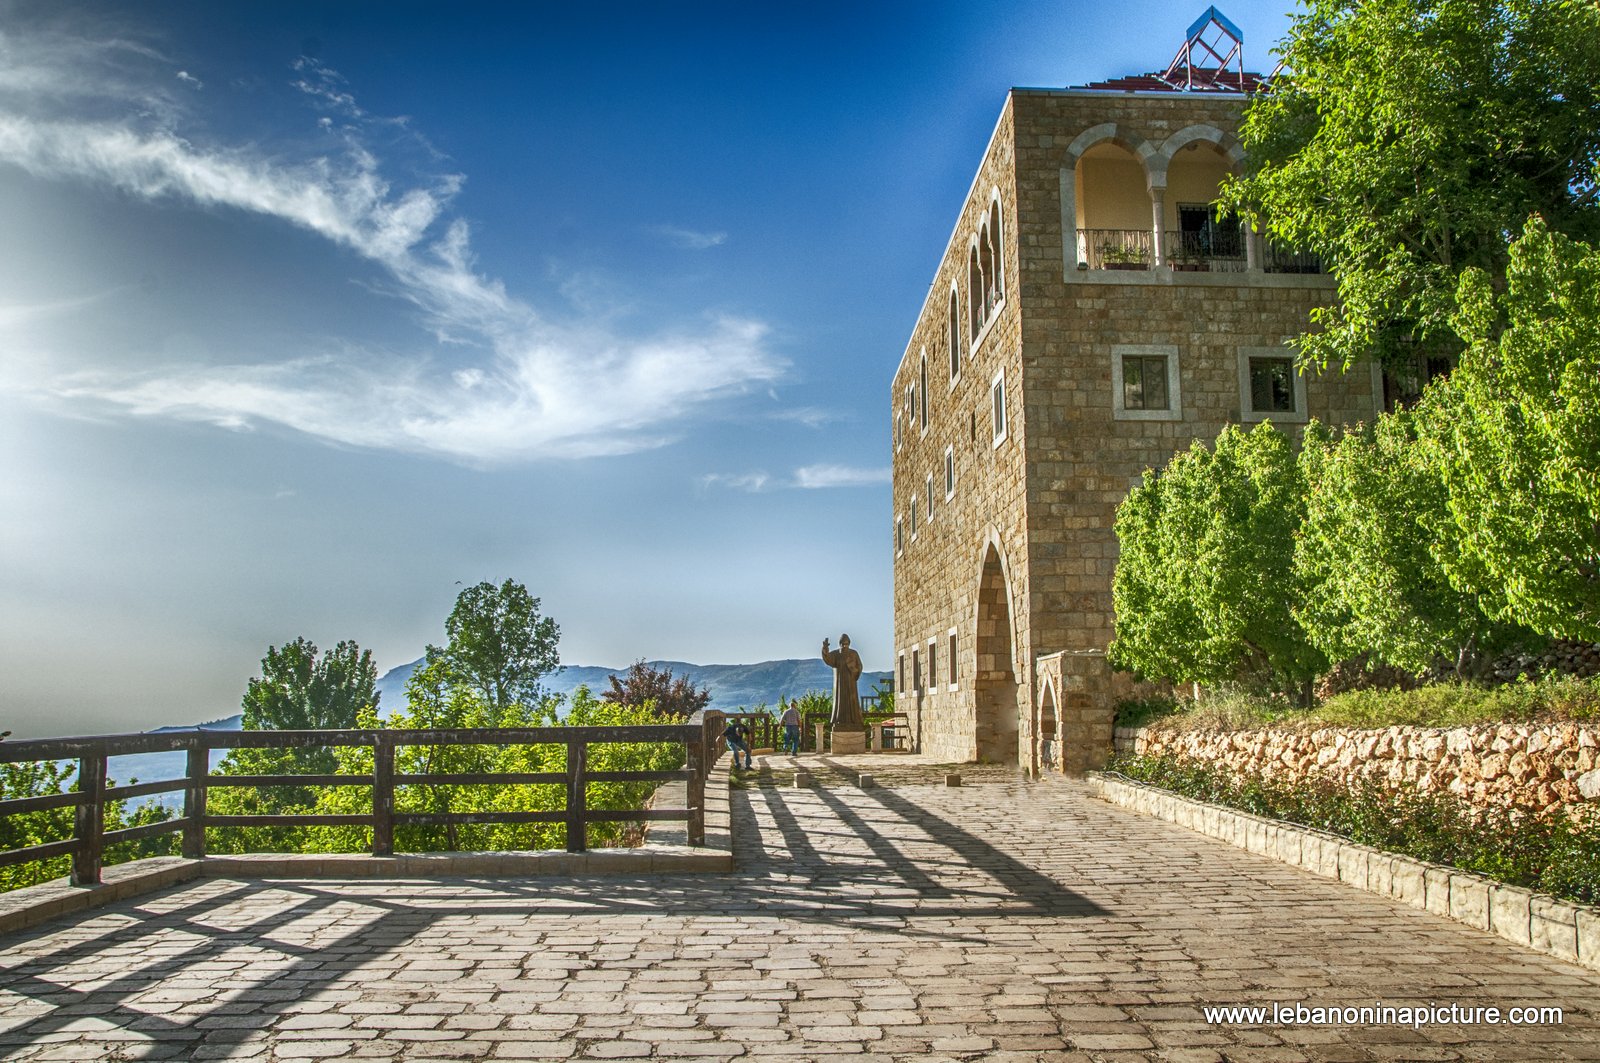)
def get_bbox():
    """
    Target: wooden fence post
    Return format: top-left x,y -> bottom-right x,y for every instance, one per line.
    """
72,750 -> 106,886
372,732 -> 395,857
687,723 -> 706,848
182,741 -> 208,860
565,738 -> 588,853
